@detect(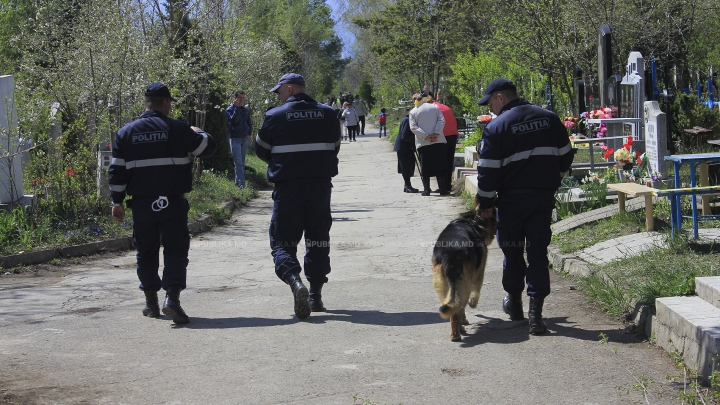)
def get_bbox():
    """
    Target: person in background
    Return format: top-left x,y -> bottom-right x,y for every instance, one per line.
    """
342,101 -> 359,142
377,107 -> 388,138
394,109 -> 418,192
353,94 -> 369,135
409,91 -> 447,196
433,97 -> 459,193
226,90 -> 252,188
